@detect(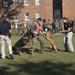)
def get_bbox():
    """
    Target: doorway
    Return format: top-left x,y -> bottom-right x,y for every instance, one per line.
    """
53,0 -> 62,20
